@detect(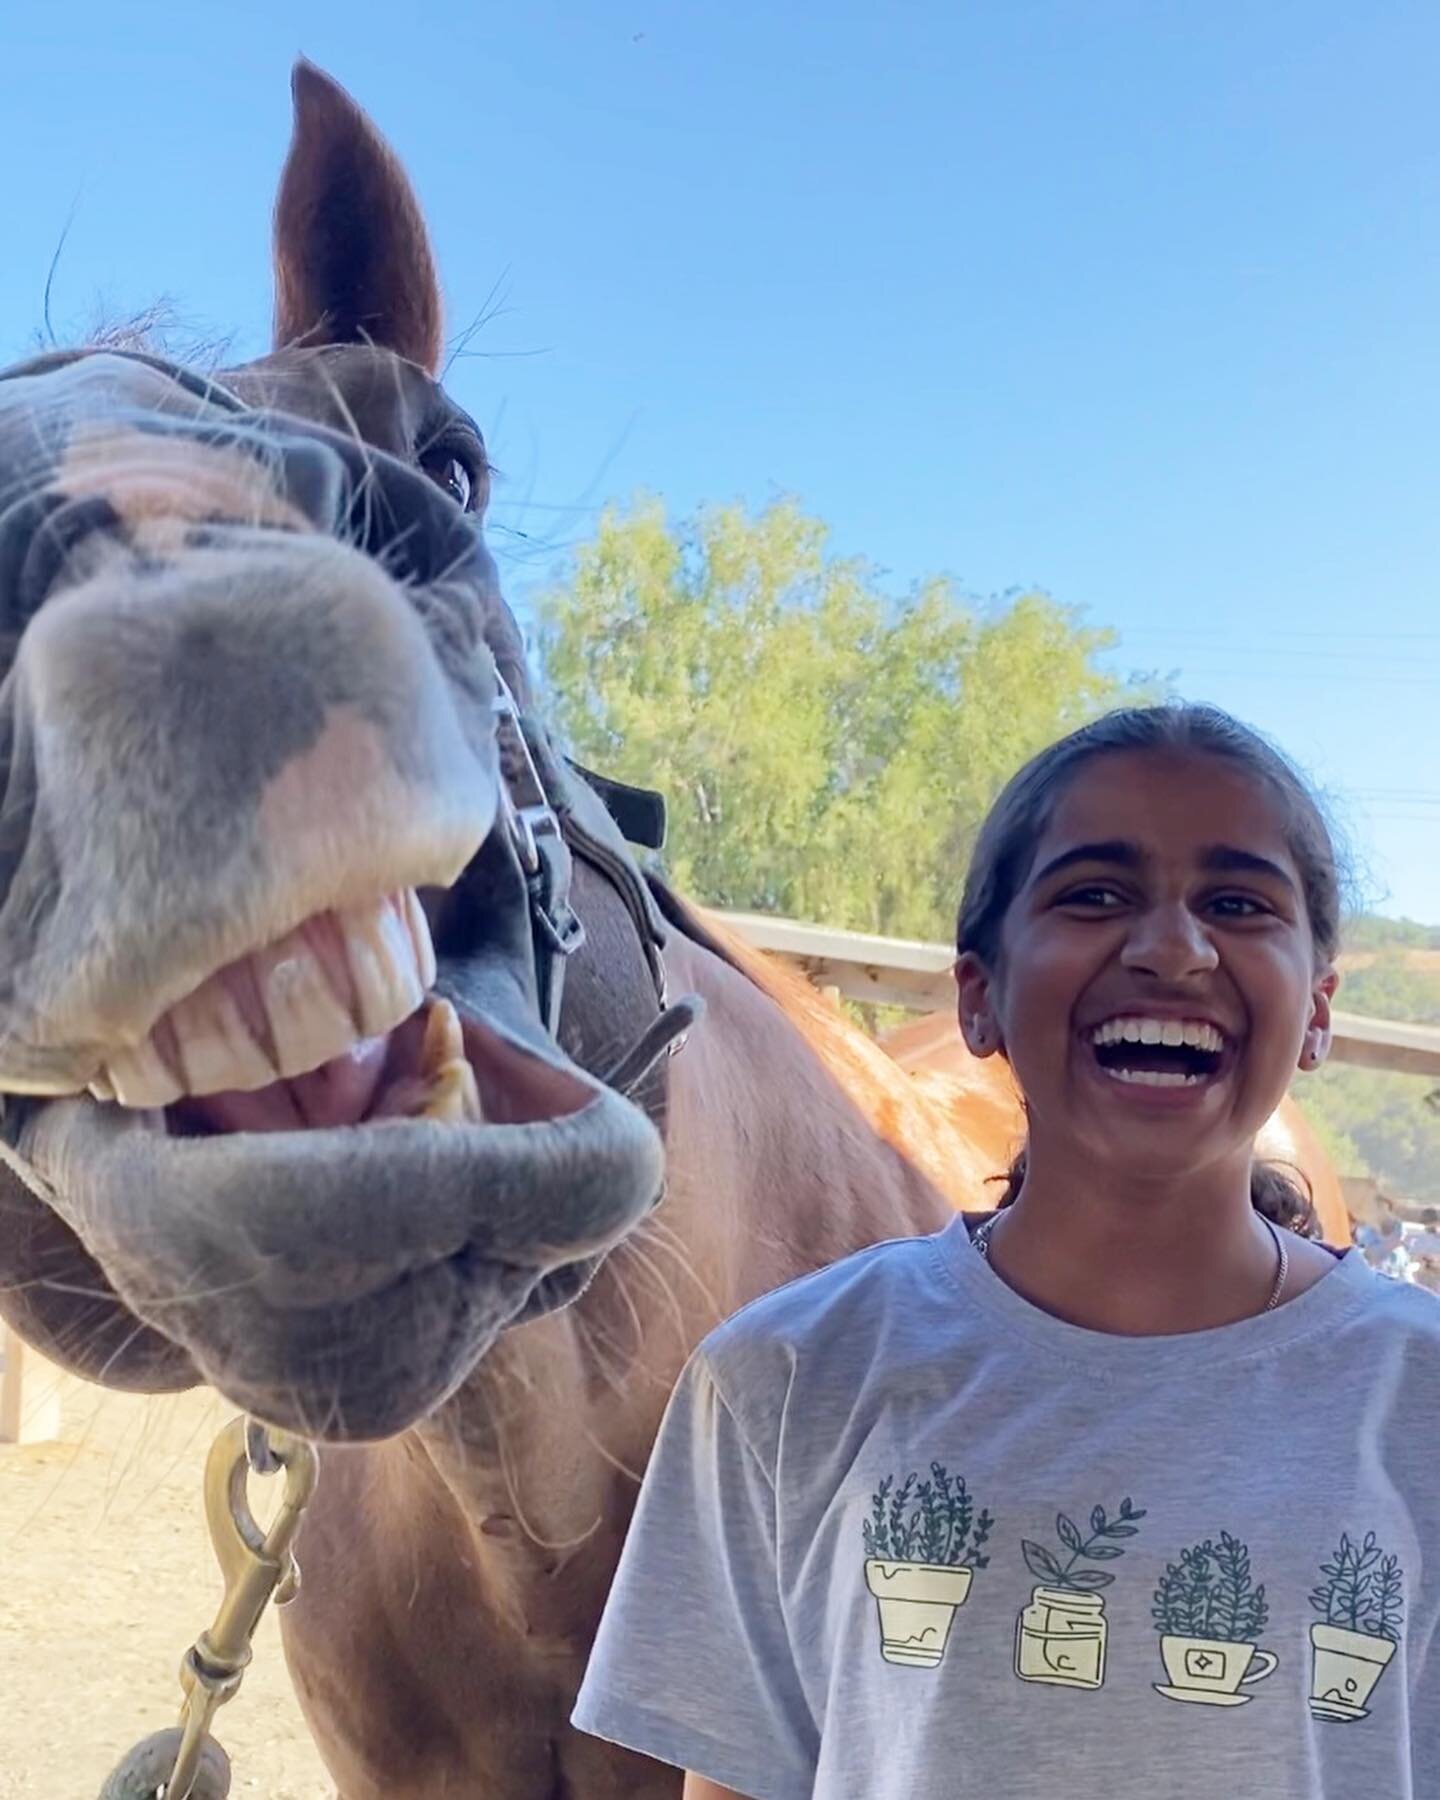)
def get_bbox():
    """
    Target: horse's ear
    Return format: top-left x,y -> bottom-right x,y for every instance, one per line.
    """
272,60 -> 443,373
